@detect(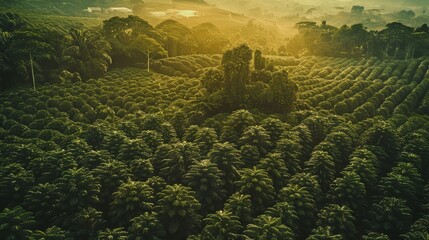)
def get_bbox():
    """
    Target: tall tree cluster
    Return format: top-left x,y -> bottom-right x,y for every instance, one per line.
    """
102,16 -> 167,69
0,12 -> 114,89
200,44 -> 298,113
222,44 -> 253,108
0,13 -> 230,90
